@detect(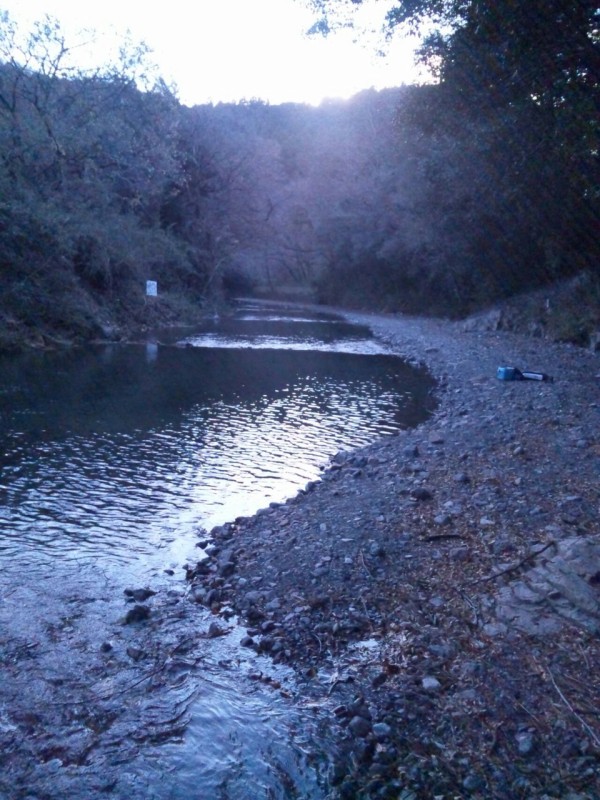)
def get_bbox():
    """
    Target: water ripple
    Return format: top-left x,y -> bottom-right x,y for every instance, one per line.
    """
0,313 -> 435,578
0,315 -> 437,798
